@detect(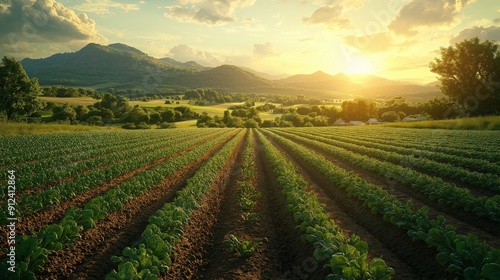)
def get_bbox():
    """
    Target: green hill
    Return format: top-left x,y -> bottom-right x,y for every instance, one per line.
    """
21,43 -> 193,88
